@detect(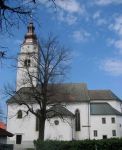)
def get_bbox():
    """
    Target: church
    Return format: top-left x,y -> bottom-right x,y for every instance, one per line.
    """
7,22 -> 122,150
